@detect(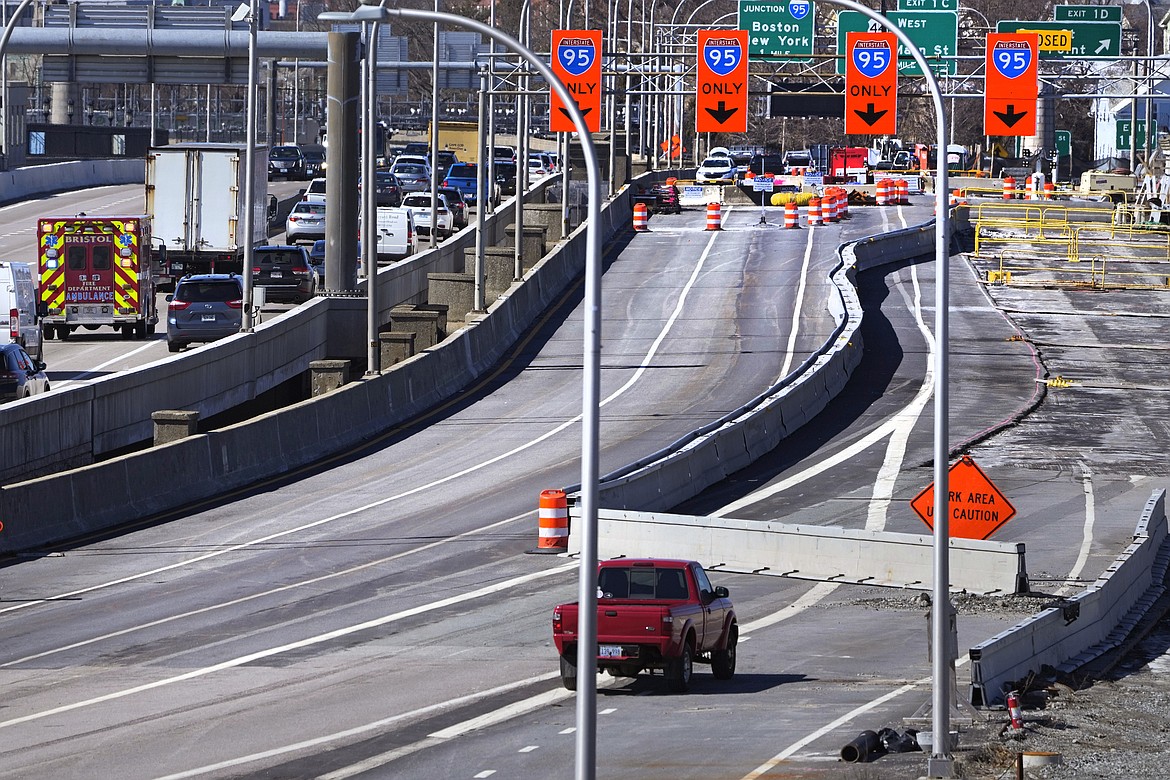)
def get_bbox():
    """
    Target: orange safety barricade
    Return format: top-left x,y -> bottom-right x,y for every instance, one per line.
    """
532,489 -> 570,553
807,197 -> 822,226
784,201 -> 799,228
876,179 -> 891,206
895,179 -> 909,205
633,202 -> 649,231
1002,176 -> 1016,200
705,202 -> 722,231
